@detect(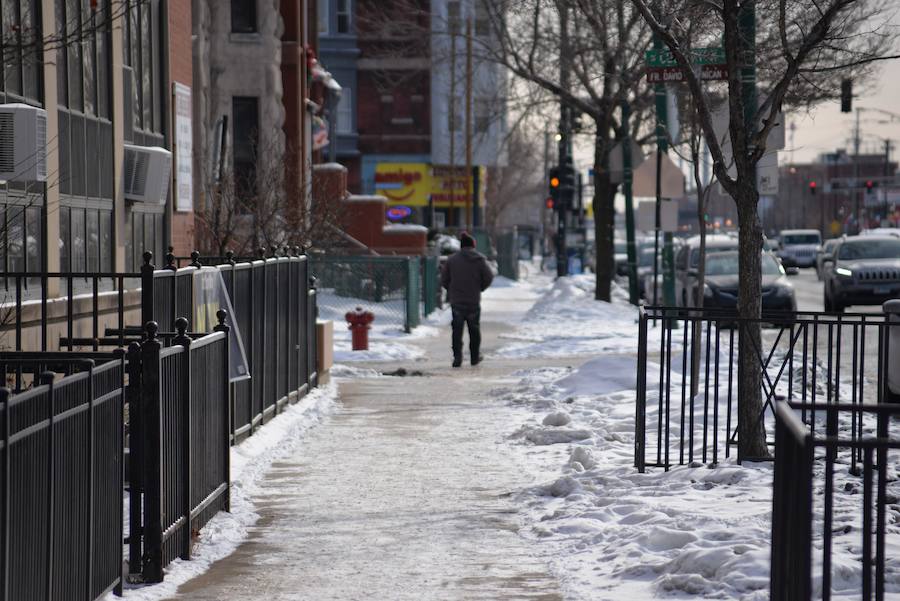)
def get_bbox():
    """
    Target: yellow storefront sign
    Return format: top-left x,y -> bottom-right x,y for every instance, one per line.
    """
375,163 -> 481,209
374,163 -> 432,206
